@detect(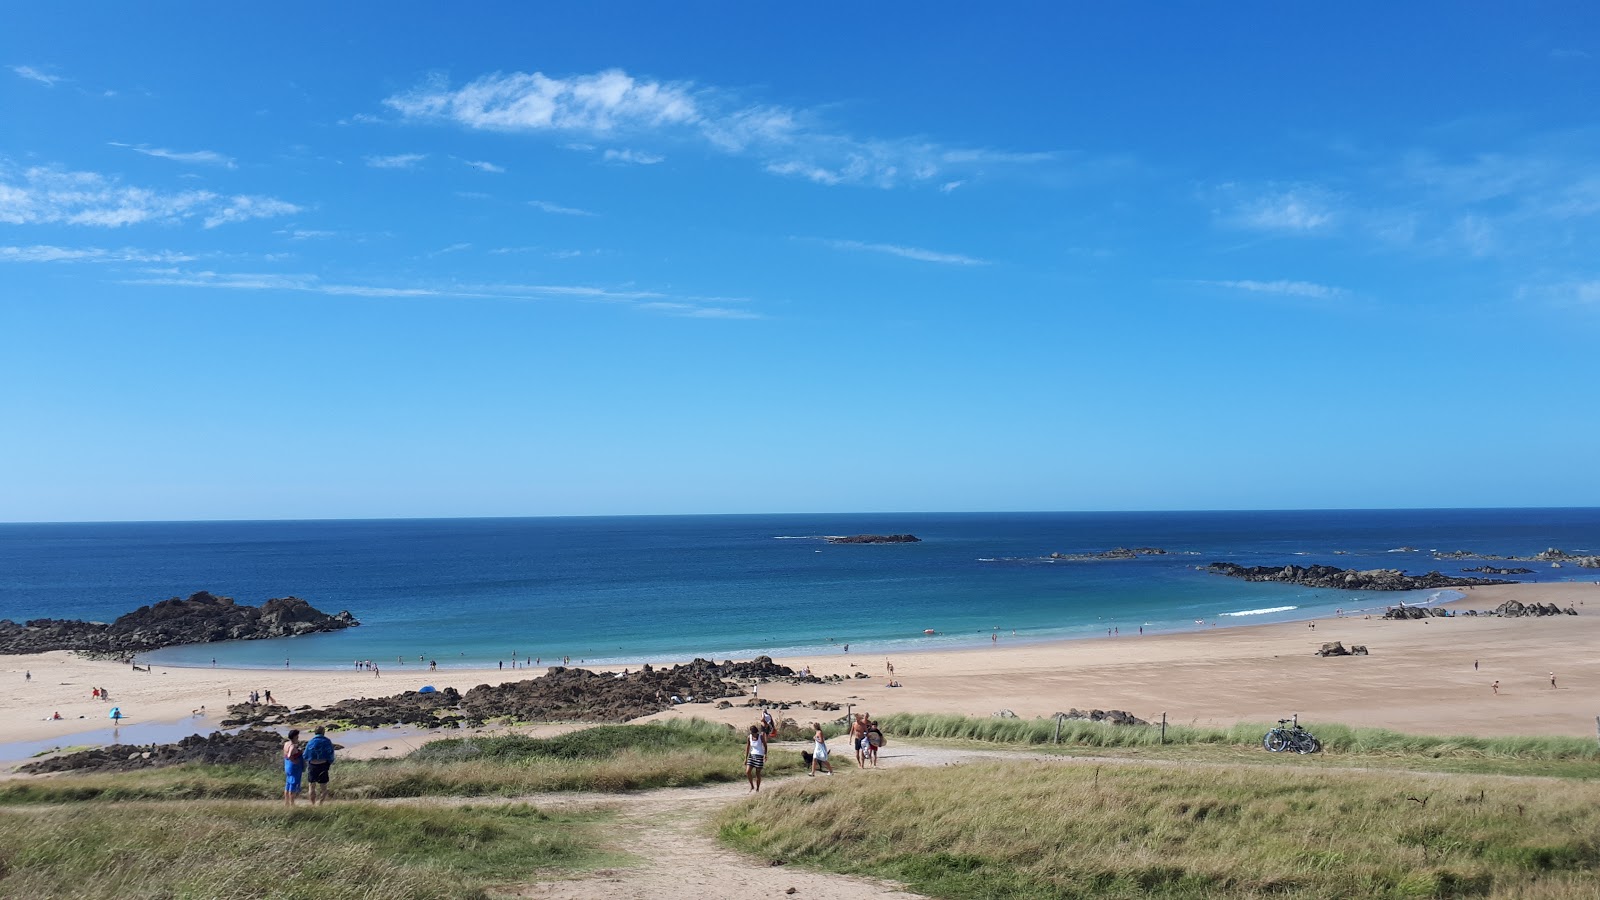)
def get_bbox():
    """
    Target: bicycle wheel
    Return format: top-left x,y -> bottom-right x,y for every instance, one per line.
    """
1305,735 -> 1322,754
1263,731 -> 1289,752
